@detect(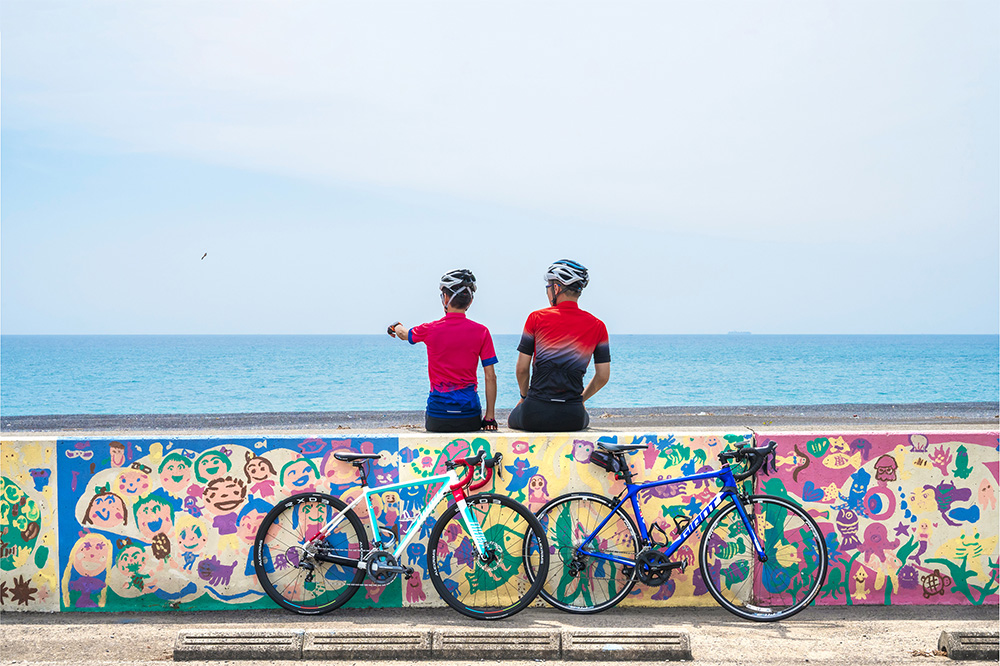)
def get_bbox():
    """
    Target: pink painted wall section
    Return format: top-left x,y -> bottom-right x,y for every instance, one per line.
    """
1,431 -> 996,612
